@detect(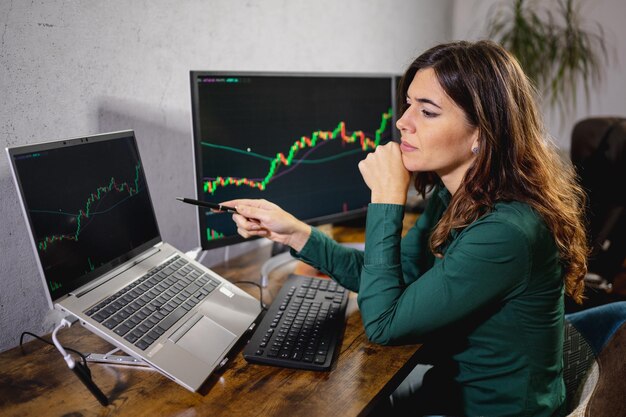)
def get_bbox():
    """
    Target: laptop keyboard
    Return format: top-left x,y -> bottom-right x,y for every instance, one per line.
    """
84,255 -> 220,351
243,274 -> 348,371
